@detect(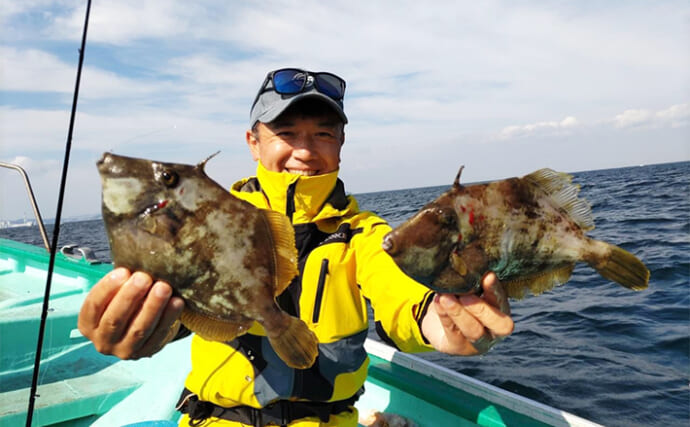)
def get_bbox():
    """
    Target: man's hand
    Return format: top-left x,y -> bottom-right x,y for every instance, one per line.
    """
421,272 -> 513,355
78,267 -> 185,360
